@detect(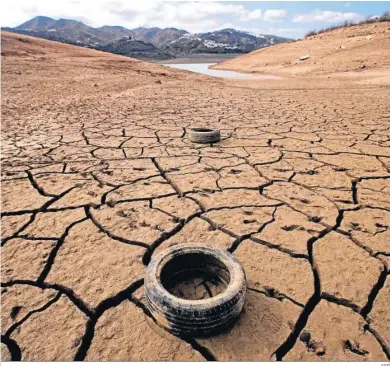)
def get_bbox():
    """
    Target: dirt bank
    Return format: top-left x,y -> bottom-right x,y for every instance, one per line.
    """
212,22 -> 390,83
